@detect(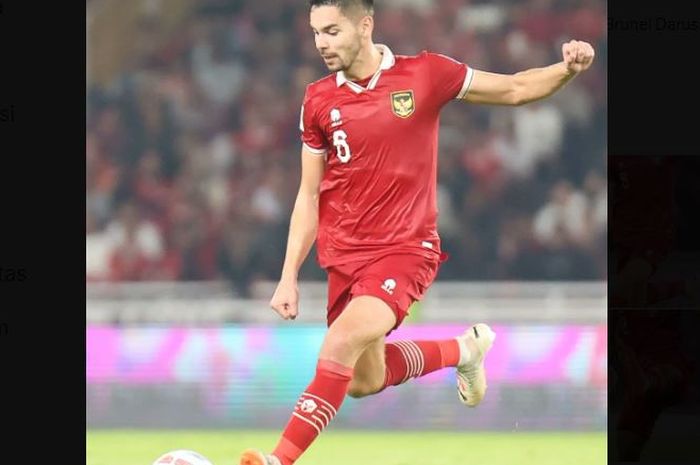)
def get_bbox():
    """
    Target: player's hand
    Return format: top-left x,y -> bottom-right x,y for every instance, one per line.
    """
562,40 -> 595,74
269,279 -> 299,320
